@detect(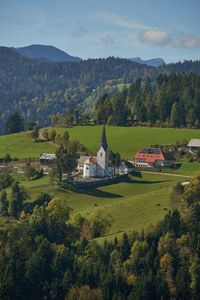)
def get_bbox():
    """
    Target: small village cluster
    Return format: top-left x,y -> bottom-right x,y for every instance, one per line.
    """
40,126 -> 200,178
